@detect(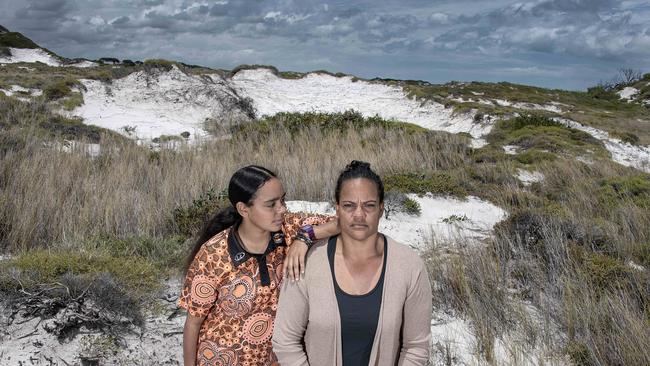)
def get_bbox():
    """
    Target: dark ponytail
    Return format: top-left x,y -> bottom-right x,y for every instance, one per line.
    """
334,160 -> 384,204
184,165 -> 277,272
